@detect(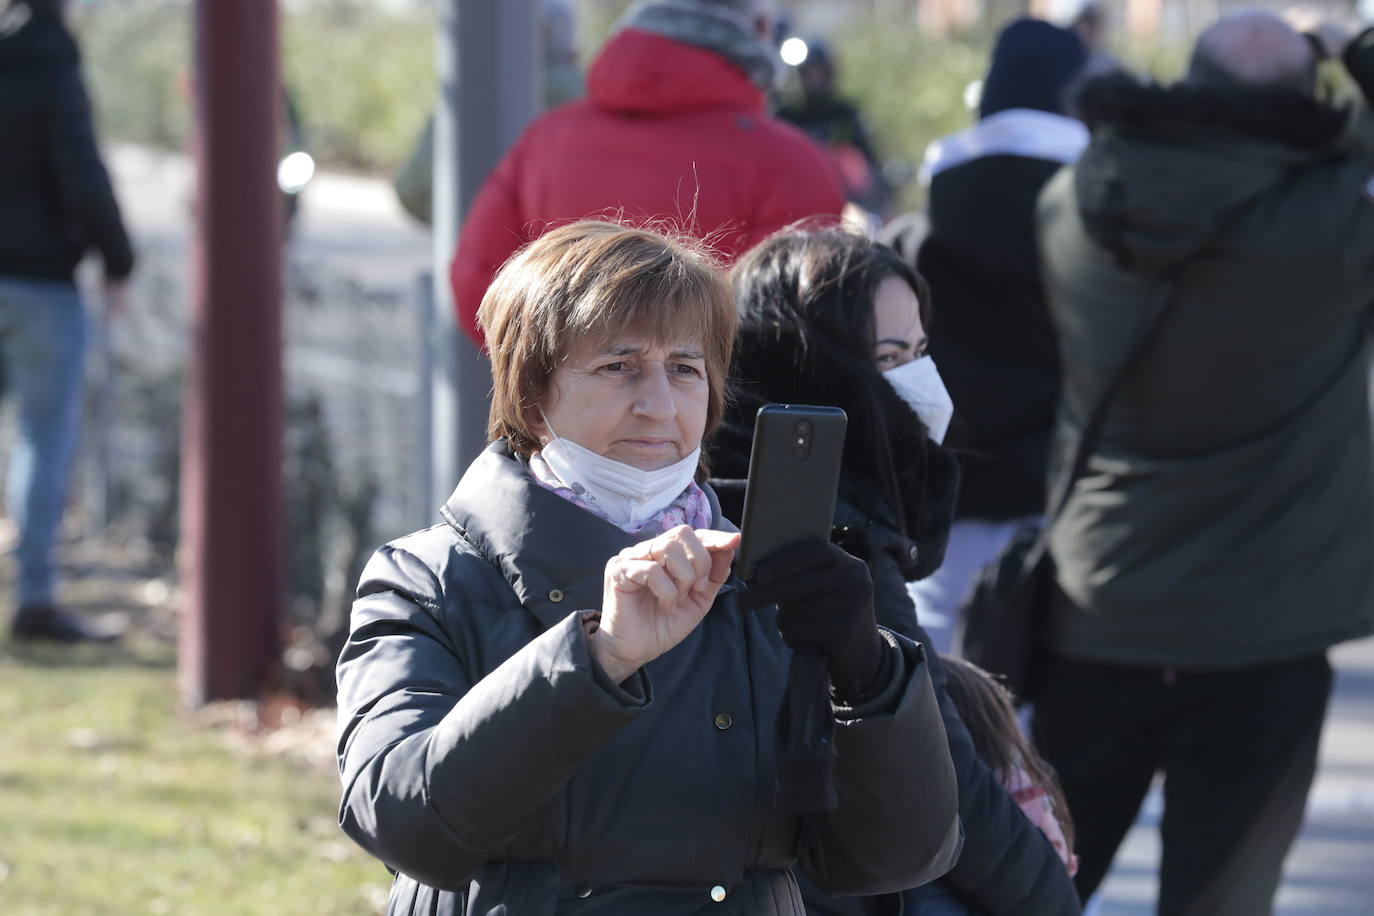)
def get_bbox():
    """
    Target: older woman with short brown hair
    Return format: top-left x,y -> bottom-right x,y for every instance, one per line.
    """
335,221 -> 960,915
